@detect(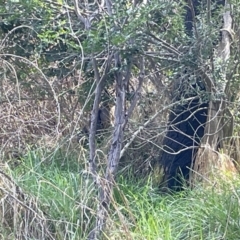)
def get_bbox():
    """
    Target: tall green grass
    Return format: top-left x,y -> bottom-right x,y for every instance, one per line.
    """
114,177 -> 240,240
9,149 -> 240,240
12,149 -> 97,239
